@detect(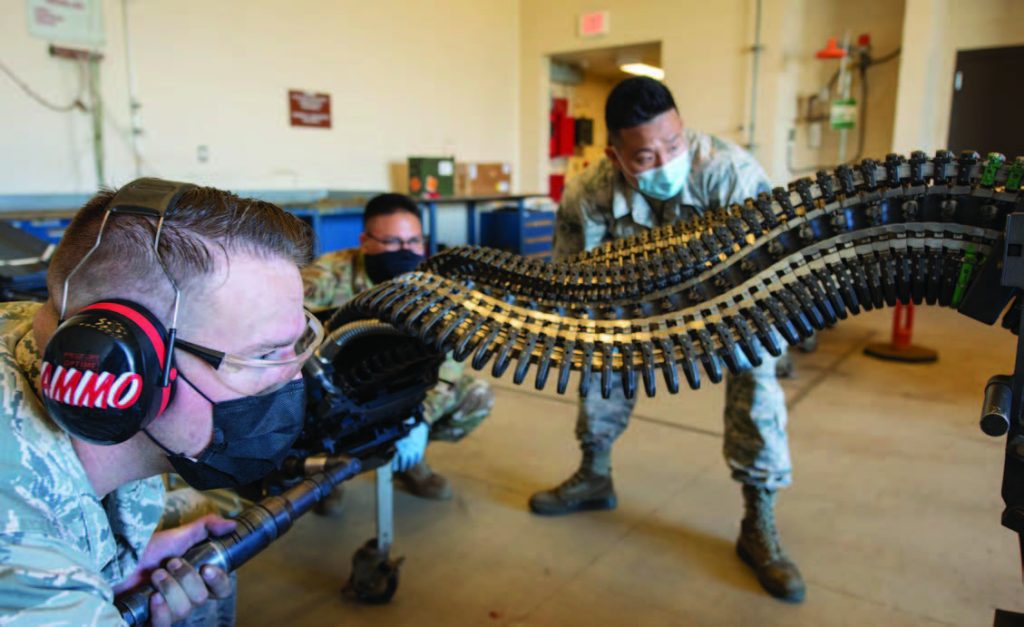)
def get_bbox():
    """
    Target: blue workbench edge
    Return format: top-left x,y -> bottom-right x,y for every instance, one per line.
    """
0,193 -> 92,212
0,189 -> 381,214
